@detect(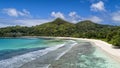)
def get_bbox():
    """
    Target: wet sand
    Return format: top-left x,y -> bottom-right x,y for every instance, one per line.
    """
53,37 -> 120,63
17,37 -> 120,68
78,38 -> 120,63
19,40 -> 78,68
